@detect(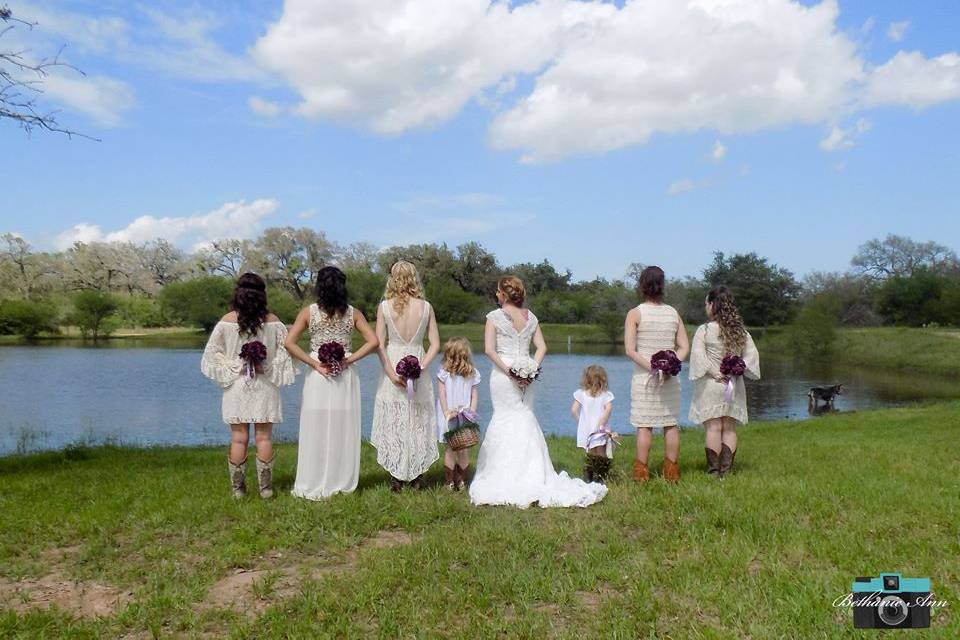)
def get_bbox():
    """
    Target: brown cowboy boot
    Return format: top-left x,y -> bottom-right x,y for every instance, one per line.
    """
455,465 -> 469,491
228,457 -> 247,499
443,466 -> 456,491
591,455 -> 611,483
632,459 -> 649,483
663,456 -> 680,482
389,476 -> 403,493
583,454 -> 595,482
255,456 -> 275,499
718,444 -> 737,477
705,448 -> 721,477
